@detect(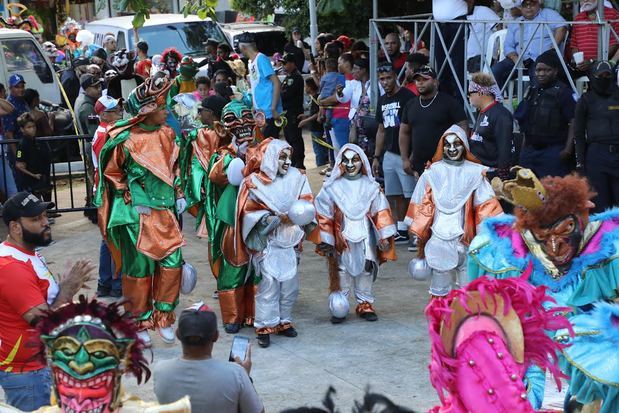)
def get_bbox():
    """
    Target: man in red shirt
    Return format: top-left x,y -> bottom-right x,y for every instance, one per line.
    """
570,0 -> 619,73
0,192 -> 94,411
384,33 -> 408,81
